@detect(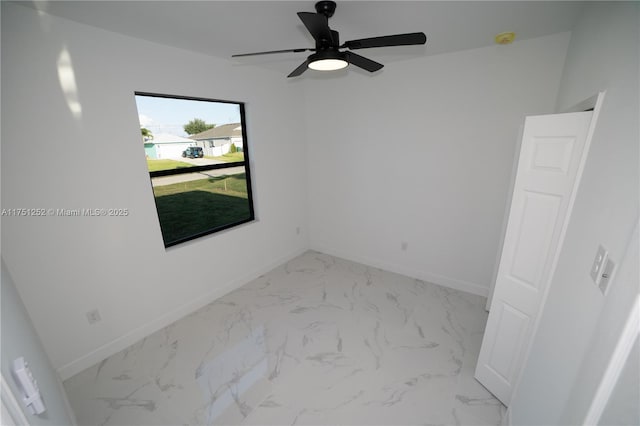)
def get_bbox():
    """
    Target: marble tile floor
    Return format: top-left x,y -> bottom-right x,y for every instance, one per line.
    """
64,251 -> 505,425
